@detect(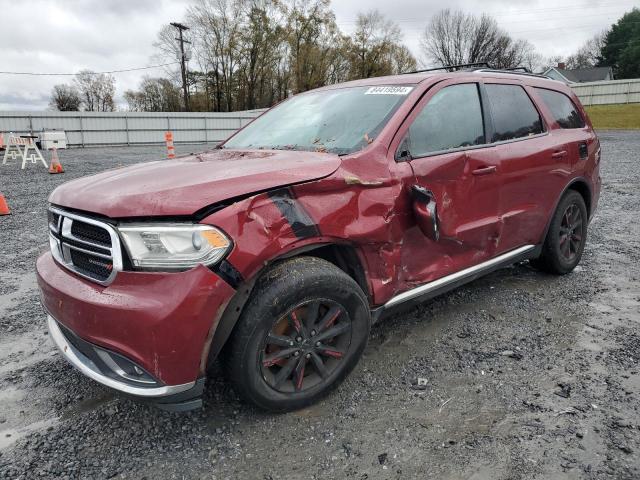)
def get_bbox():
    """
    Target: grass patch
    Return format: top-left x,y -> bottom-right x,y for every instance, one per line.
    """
585,103 -> 640,129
